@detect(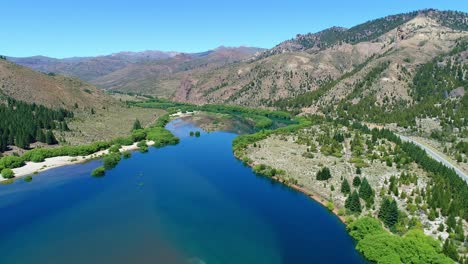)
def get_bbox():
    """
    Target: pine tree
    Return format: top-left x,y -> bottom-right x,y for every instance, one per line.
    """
345,190 -> 361,213
36,129 -> 46,143
341,178 -> 351,195
316,167 -> 331,181
353,176 -> 361,187
45,130 -> 57,145
132,119 -> 142,131
442,238 -> 459,261
356,167 -> 362,175
378,197 -> 398,228
359,178 -> 374,205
